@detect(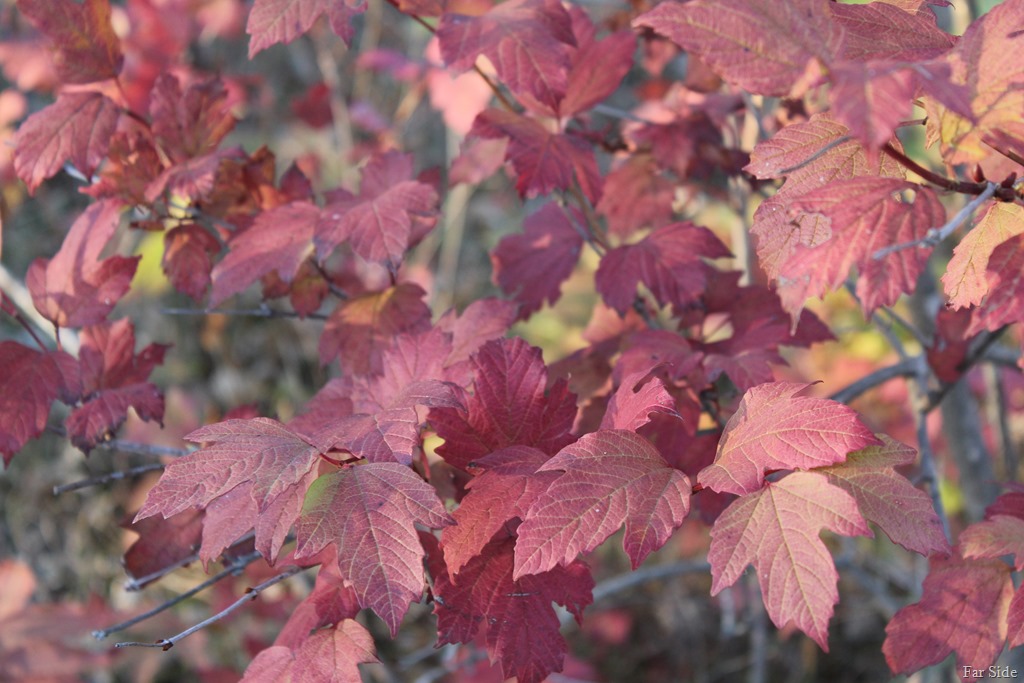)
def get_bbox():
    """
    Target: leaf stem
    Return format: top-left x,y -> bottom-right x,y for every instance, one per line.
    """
882,144 -> 1016,200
